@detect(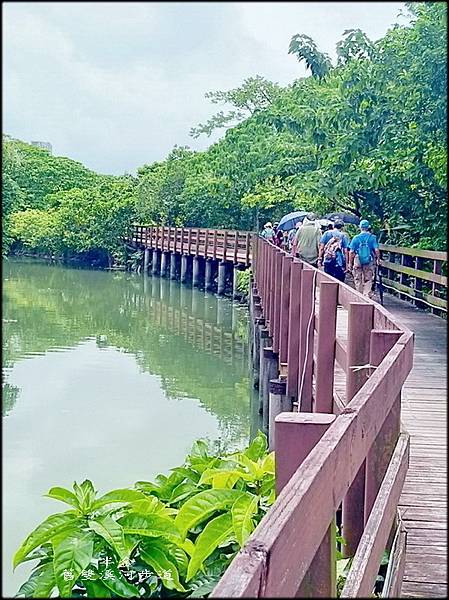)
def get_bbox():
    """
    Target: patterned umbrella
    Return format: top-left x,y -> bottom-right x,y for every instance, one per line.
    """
277,211 -> 309,231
